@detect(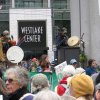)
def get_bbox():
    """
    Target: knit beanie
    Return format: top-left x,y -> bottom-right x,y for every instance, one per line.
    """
70,74 -> 94,98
